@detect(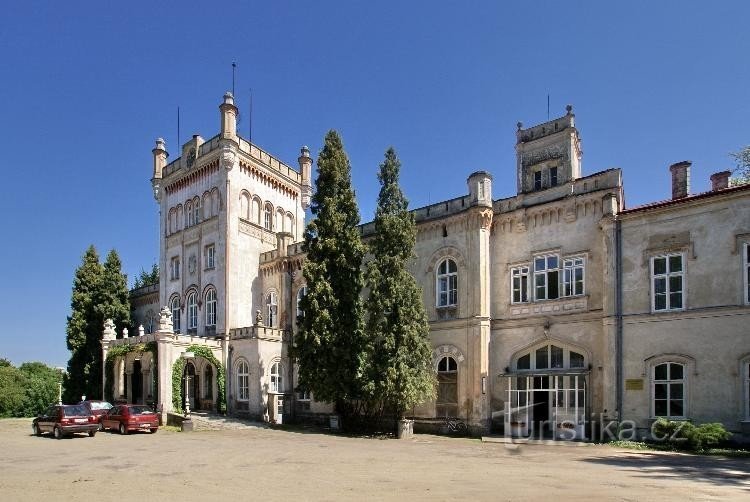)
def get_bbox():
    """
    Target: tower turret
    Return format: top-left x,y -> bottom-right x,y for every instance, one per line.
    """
298,145 -> 313,210
152,138 -> 167,180
219,91 -> 238,142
